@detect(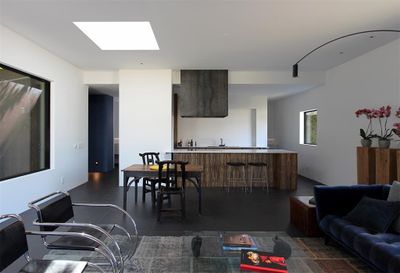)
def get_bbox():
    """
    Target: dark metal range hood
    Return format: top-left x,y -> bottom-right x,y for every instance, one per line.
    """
179,70 -> 228,117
